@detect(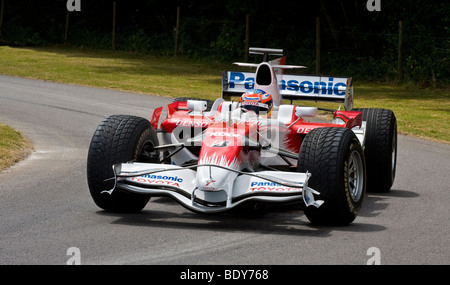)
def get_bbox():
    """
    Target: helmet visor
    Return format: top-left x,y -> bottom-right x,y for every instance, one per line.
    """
242,102 -> 269,115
